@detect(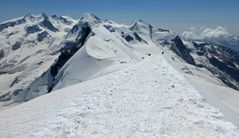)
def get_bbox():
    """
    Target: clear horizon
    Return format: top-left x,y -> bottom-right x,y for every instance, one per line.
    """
1,0 -> 239,34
